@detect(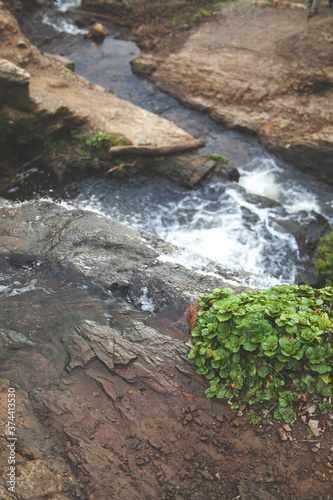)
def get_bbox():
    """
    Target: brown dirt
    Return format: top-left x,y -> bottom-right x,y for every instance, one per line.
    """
81,0 -> 227,52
